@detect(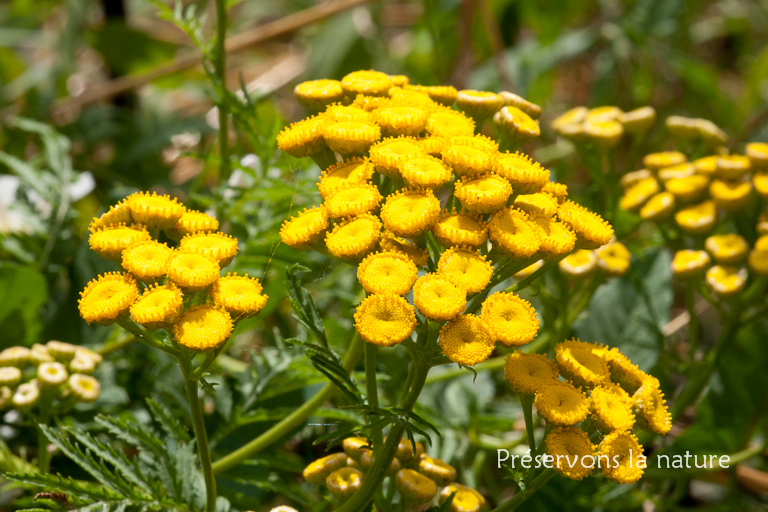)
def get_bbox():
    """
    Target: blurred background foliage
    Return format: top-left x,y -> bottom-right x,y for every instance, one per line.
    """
1,0 -> 768,510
